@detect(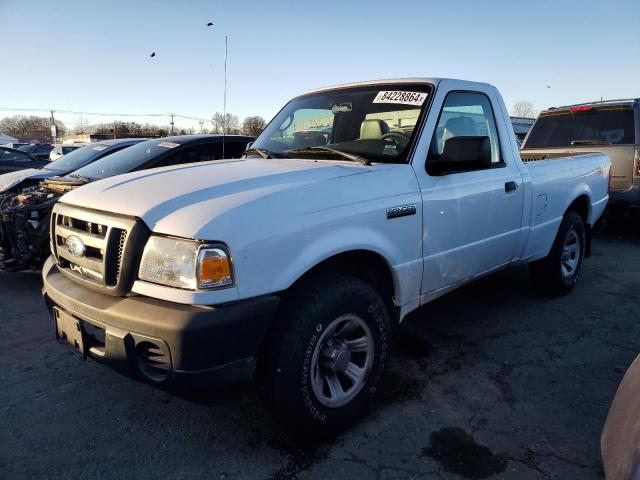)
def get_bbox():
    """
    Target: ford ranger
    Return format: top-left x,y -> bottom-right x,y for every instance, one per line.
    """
42,78 -> 610,433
